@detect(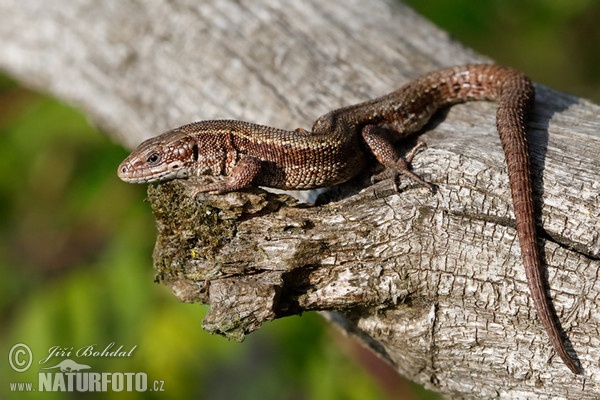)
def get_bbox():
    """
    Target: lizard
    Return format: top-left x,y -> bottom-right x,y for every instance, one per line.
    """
118,64 -> 580,374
